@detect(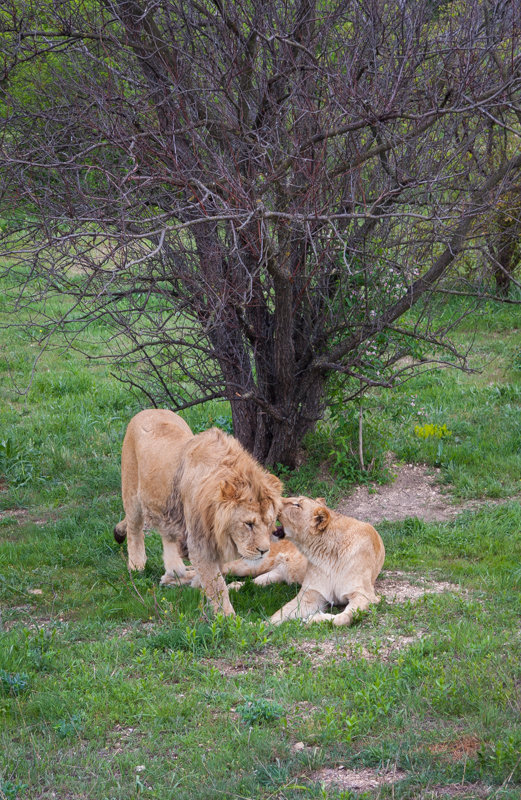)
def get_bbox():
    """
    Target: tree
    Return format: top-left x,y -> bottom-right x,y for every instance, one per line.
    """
0,0 -> 520,466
